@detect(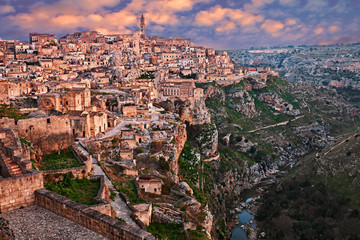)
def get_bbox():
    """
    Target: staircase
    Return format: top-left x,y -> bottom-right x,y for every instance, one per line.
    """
0,135 -> 23,177
1,155 -> 22,176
